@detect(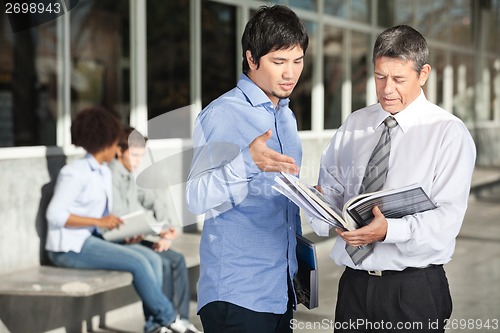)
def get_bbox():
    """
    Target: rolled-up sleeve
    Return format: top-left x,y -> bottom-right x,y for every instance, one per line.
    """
186,106 -> 261,216
186,145 -> 260,216
46,167 -> 82,228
